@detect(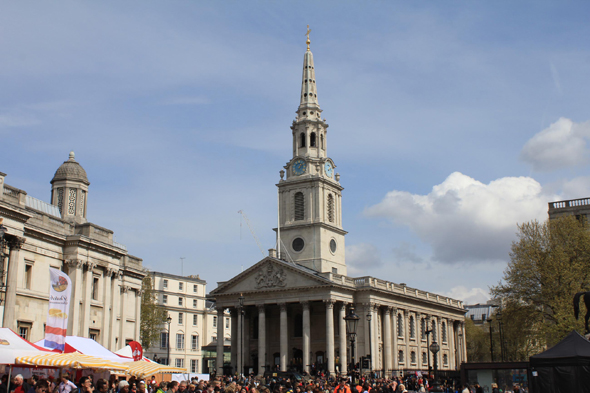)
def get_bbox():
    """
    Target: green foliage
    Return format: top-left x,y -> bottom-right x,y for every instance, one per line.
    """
140,274 -> 167,350
491,216 -> 590,350
465,317 -> 490,362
